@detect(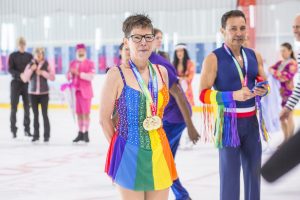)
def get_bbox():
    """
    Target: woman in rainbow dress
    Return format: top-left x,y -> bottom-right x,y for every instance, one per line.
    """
99,14 -> 177,200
